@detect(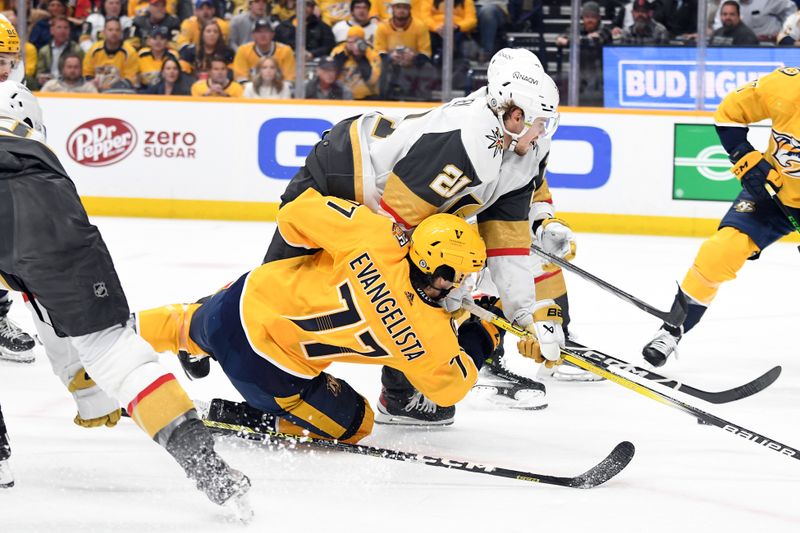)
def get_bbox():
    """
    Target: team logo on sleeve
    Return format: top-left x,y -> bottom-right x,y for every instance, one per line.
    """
485,127 -> 503,158
392,223 -> 409,247
772,131 -> 800,178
